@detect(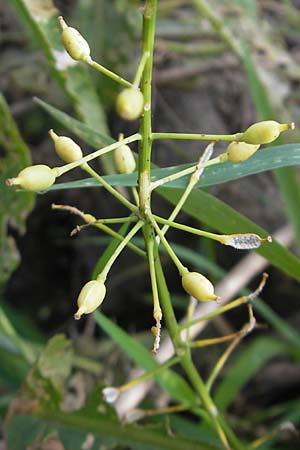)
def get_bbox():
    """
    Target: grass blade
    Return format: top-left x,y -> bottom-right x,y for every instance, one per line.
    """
48,144 -> 300,190
10,0 -> 108,134
214,337 -> 288,411
241,43 -> 300,253
157,187 -> 300,281
93,311 -> 197,407
35,97 -> 114,147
